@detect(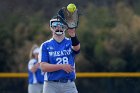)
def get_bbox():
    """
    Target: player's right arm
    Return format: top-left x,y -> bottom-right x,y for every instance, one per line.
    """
40,62 -> 73,73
